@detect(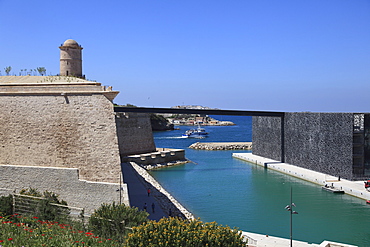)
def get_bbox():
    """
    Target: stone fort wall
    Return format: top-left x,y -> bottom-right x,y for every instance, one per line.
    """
115,112 -> 156,158
253,113 -> 354,180
0,165 -> 128,214
0,93 -> 121,183
0,76 -> 170,212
